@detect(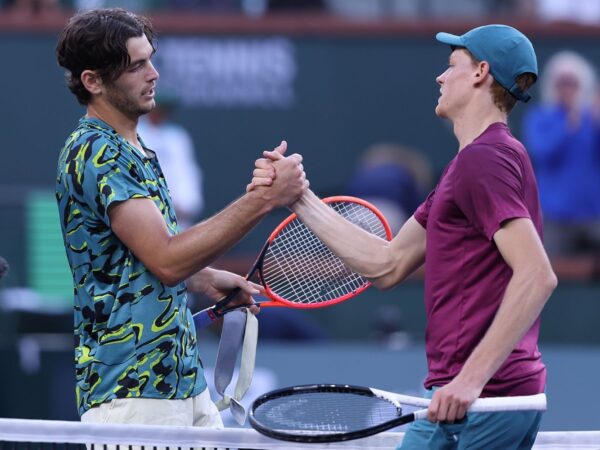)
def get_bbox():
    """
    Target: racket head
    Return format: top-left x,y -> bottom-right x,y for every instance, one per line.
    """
257,196 -> 392,309
248,383 -> 408,443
